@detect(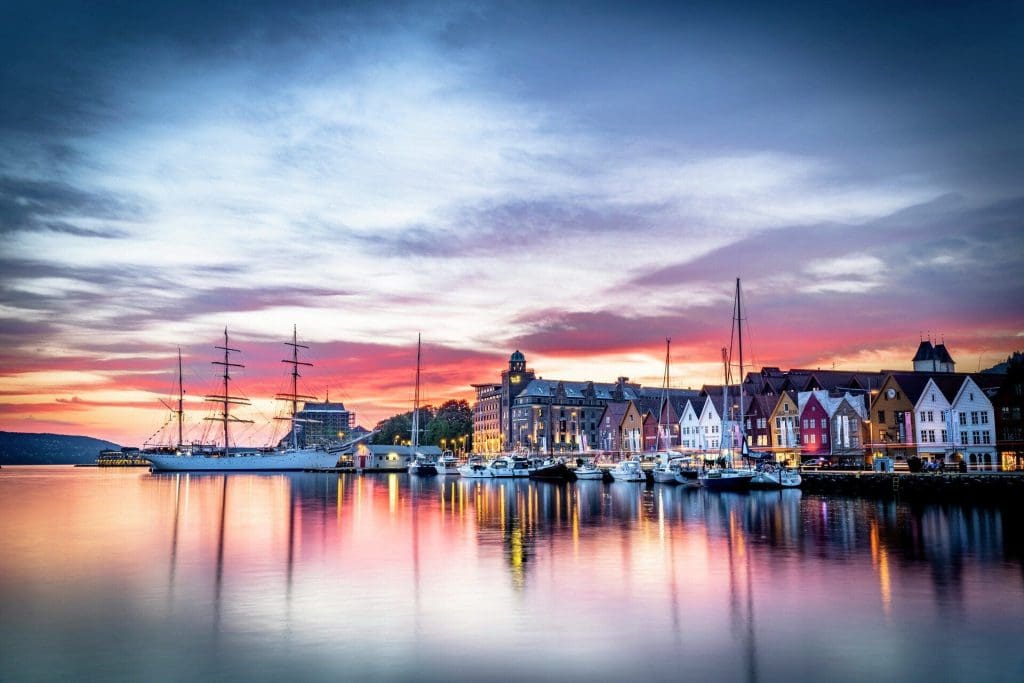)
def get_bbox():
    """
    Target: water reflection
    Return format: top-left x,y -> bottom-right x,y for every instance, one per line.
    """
0,467 -> 1022,683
